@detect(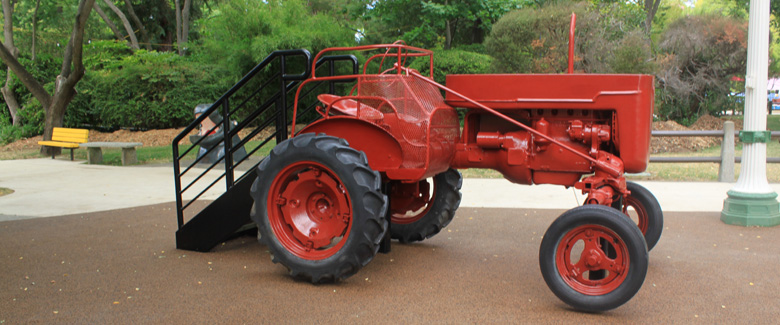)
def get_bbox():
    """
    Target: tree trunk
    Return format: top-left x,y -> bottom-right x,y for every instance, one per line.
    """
181,0 -> 191,55
471,19 -> 483,44
644,0 -> 661,35
103,0 -> 139,51
1,0 -> 21,125
1,85 -> 20,125
0,43 -> 50,108
159,2 -> 175,52
123,0 -> 151,50
32,0 -> 40,61
174,0 -> 192,55
40,0 -> 95,156
175,0 -> 182,55
445,19 -> 453,50
93,1 -> 125,42
3,0 -> 13,48
42,90 -> 67,152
